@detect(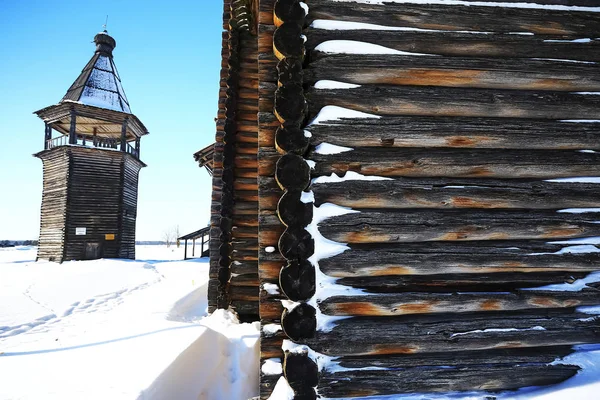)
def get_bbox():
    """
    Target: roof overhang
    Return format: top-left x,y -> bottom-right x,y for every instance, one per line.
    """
34,102 -> 149,138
